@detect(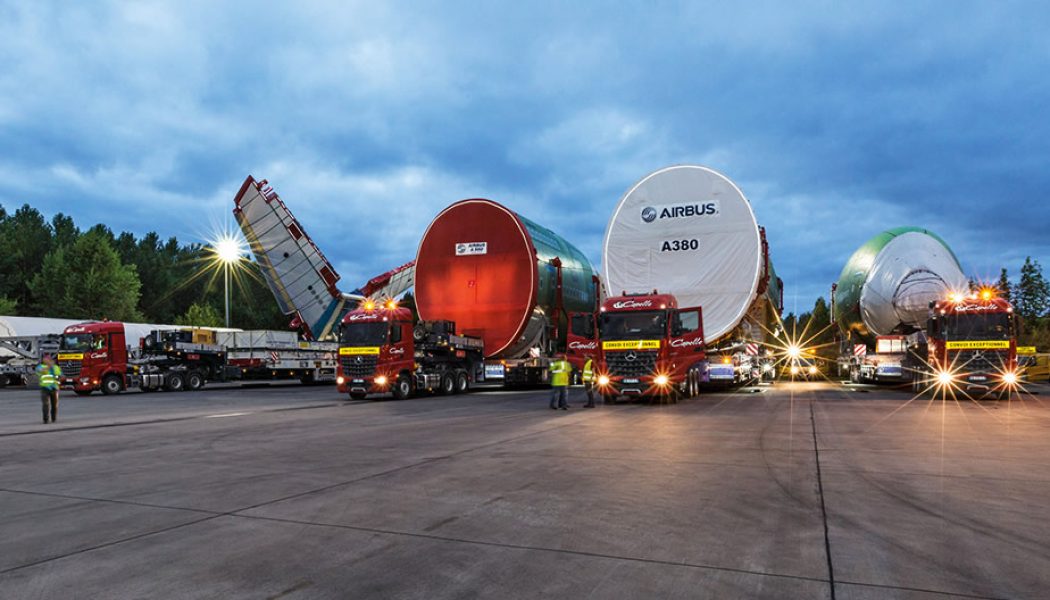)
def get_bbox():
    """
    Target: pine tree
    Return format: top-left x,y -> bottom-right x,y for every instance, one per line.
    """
29,230 -> 143,321
996,268 -> 1011,302
1016,257 -> 1050,322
